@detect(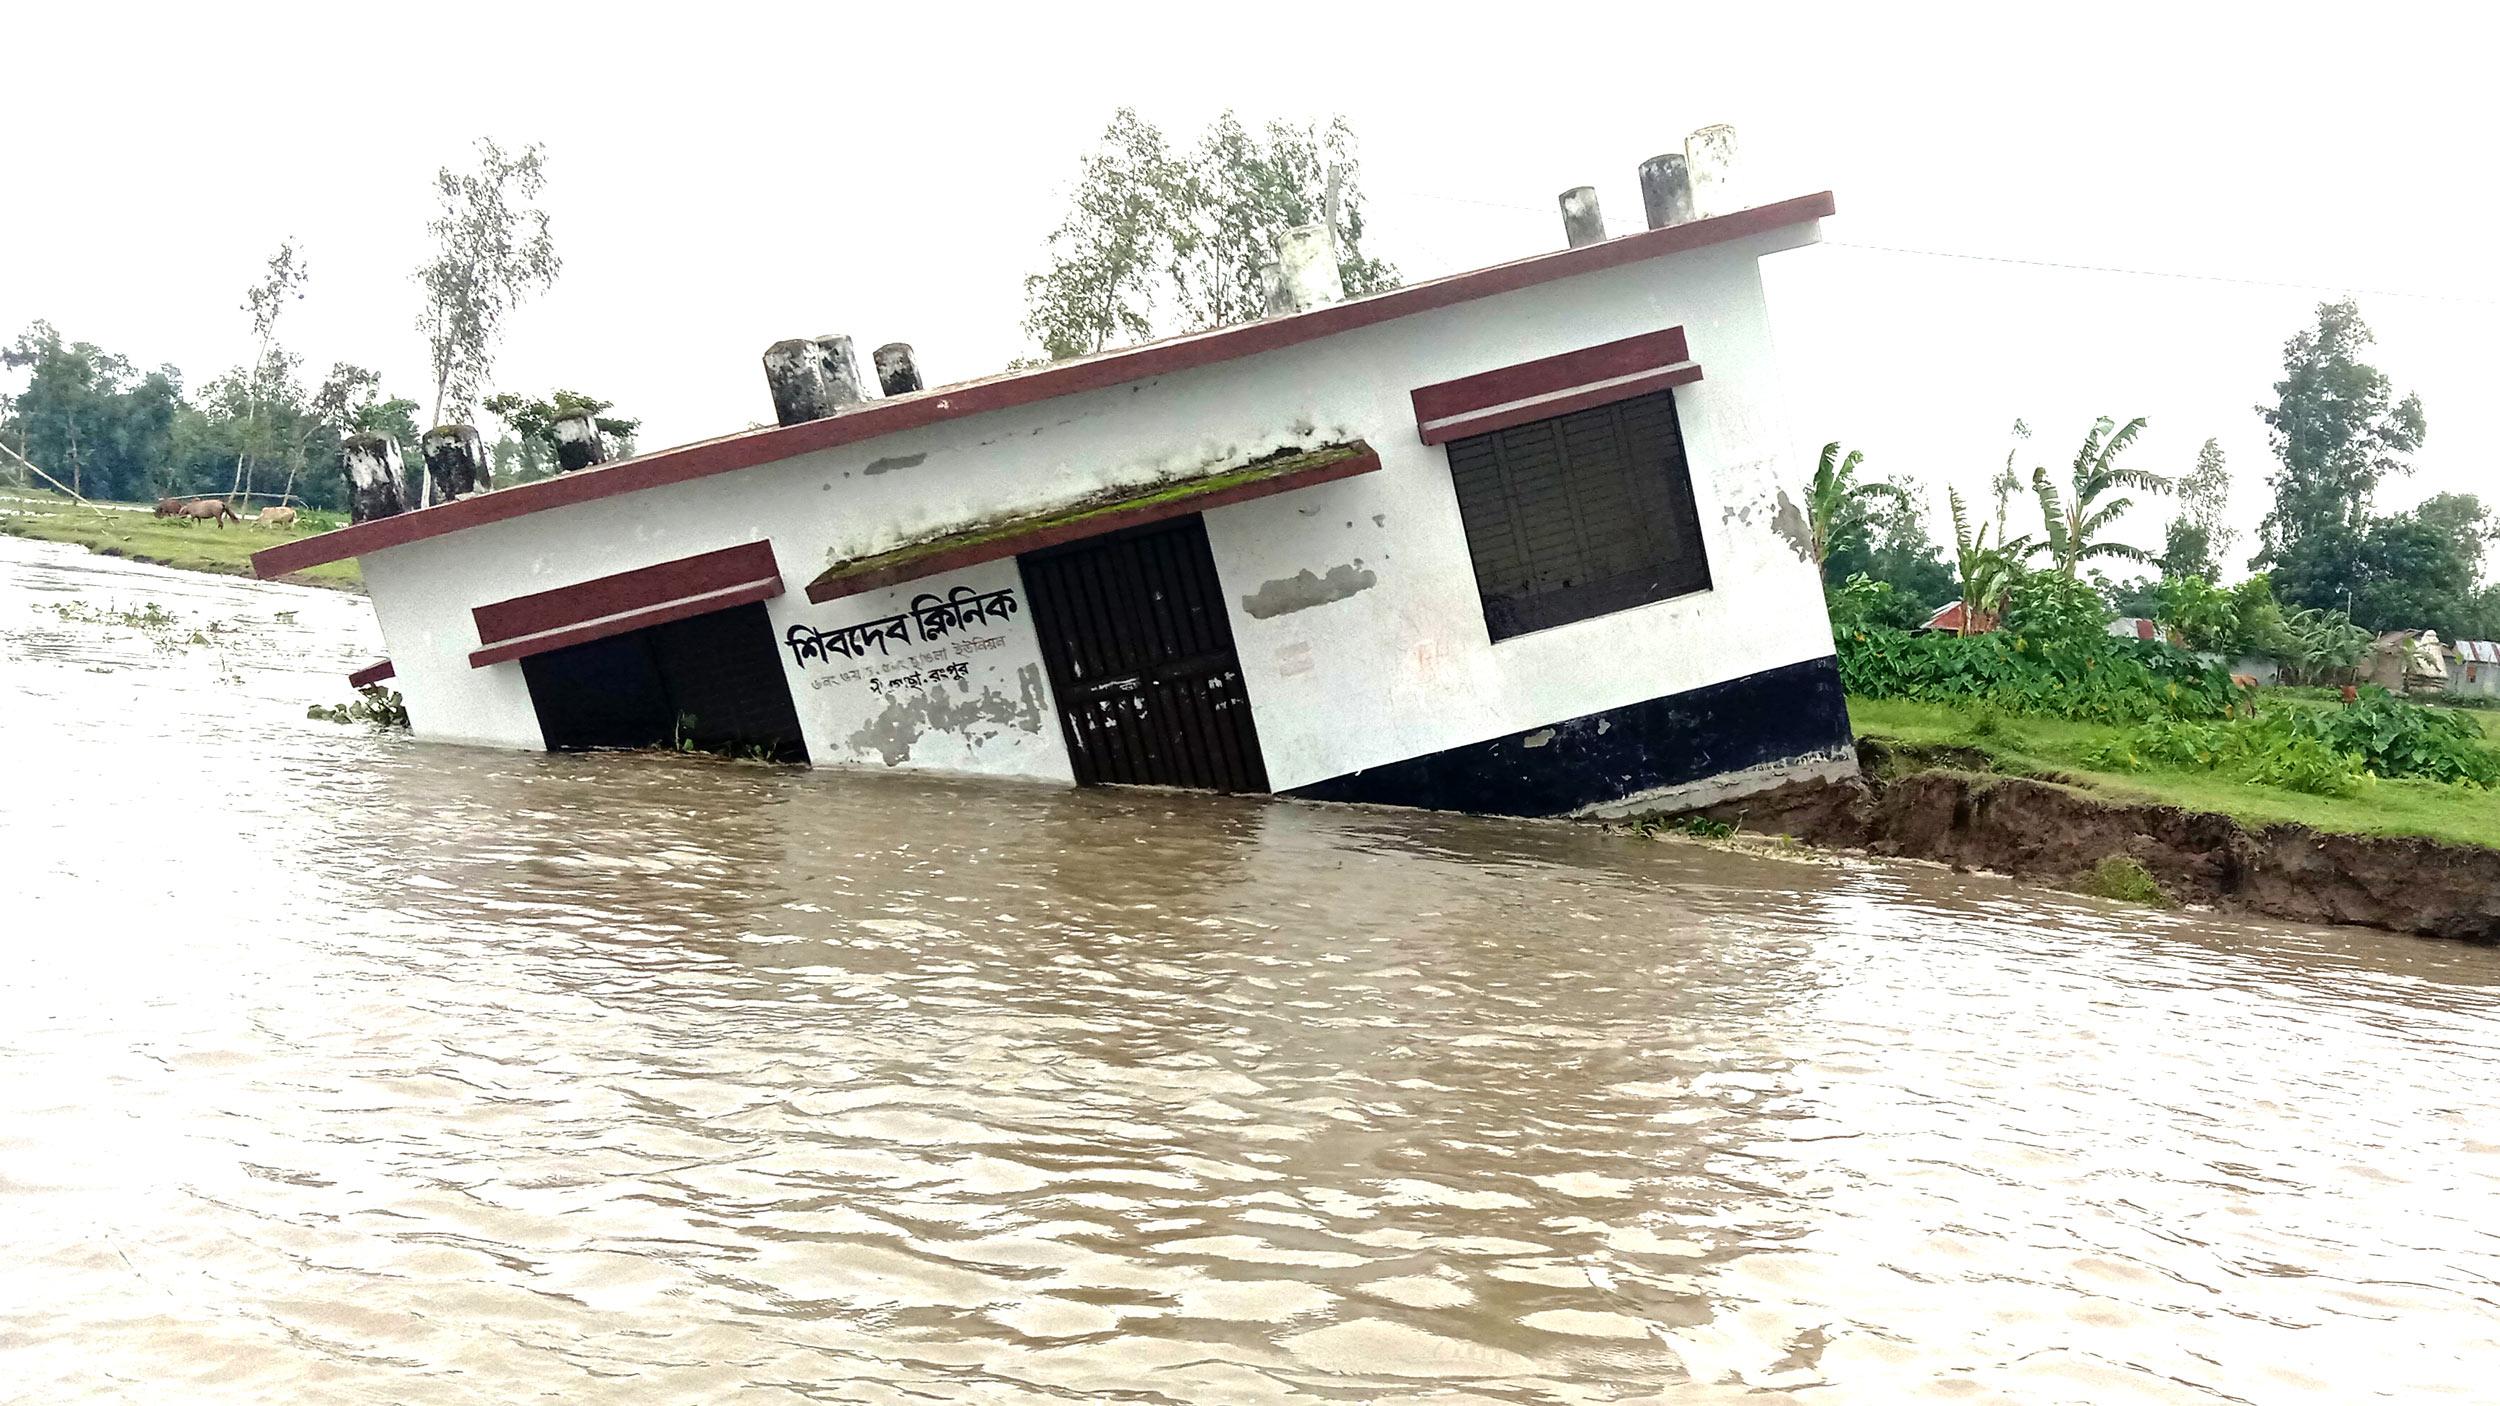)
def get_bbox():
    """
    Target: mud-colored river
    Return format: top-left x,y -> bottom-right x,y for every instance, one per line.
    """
4,535 -> 2497,1403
